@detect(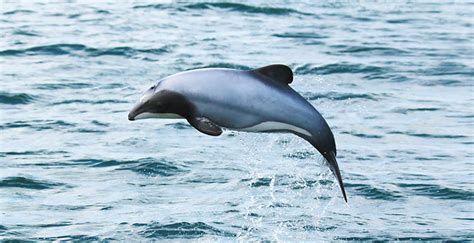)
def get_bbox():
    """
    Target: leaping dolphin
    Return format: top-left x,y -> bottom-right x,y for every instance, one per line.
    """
128,64 -> 347,202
